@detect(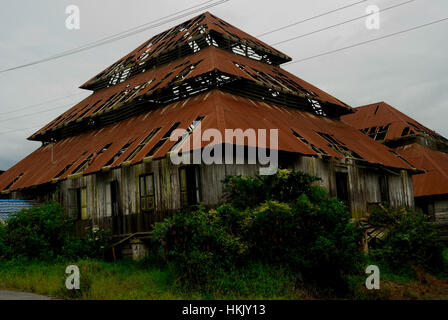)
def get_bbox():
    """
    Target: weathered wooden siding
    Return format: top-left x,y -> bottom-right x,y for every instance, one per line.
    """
8,153 -> 415,237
